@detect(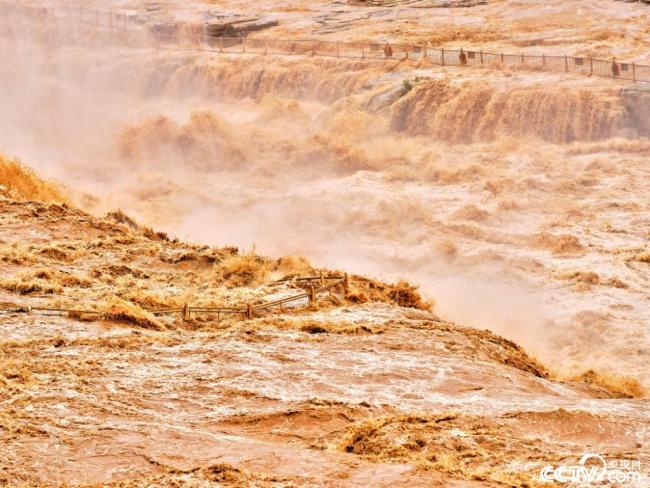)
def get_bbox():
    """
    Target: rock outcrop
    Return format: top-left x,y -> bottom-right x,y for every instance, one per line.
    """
622,85 -> 650,136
